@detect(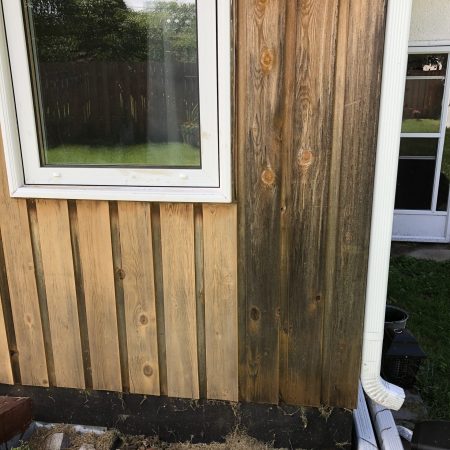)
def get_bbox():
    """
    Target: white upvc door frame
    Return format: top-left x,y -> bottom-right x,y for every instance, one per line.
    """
0,0 -> 232,203
392,45 -> 450,242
